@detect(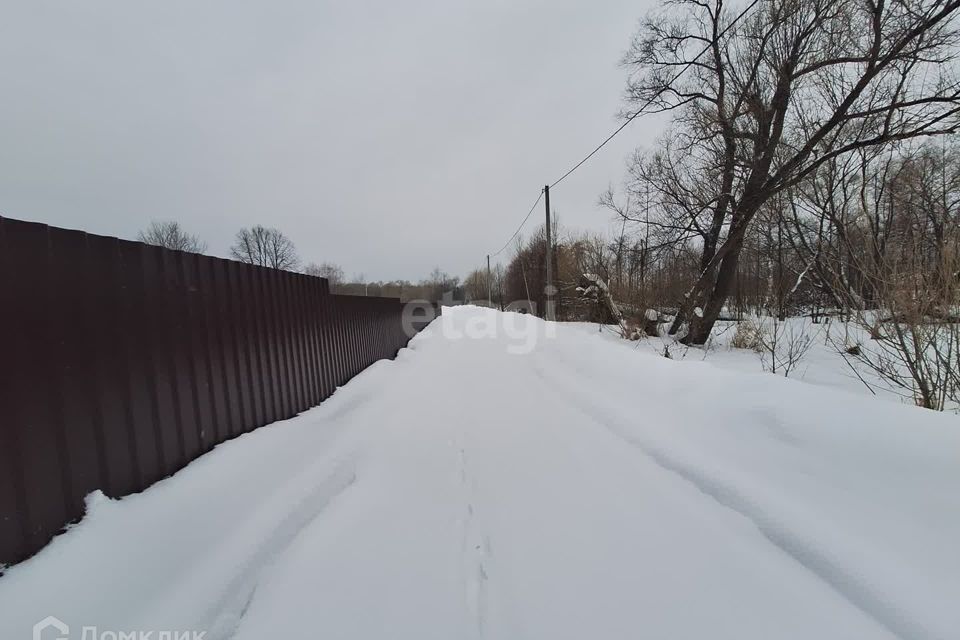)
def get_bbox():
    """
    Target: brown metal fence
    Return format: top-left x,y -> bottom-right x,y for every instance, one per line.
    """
0,216 -> 437,568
